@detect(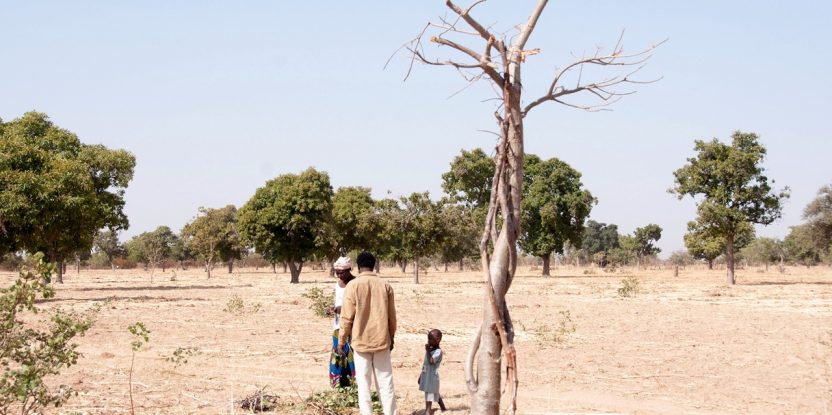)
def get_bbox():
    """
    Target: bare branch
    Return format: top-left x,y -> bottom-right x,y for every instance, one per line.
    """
513,0 -> 549,51
384,22 -> 432,81
446,0 -> 505,53
522,37 -> 666,115
430,36 -> 505,86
